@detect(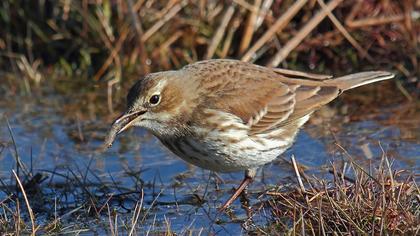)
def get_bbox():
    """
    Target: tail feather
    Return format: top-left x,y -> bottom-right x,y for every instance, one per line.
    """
333,71 -> 395,91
